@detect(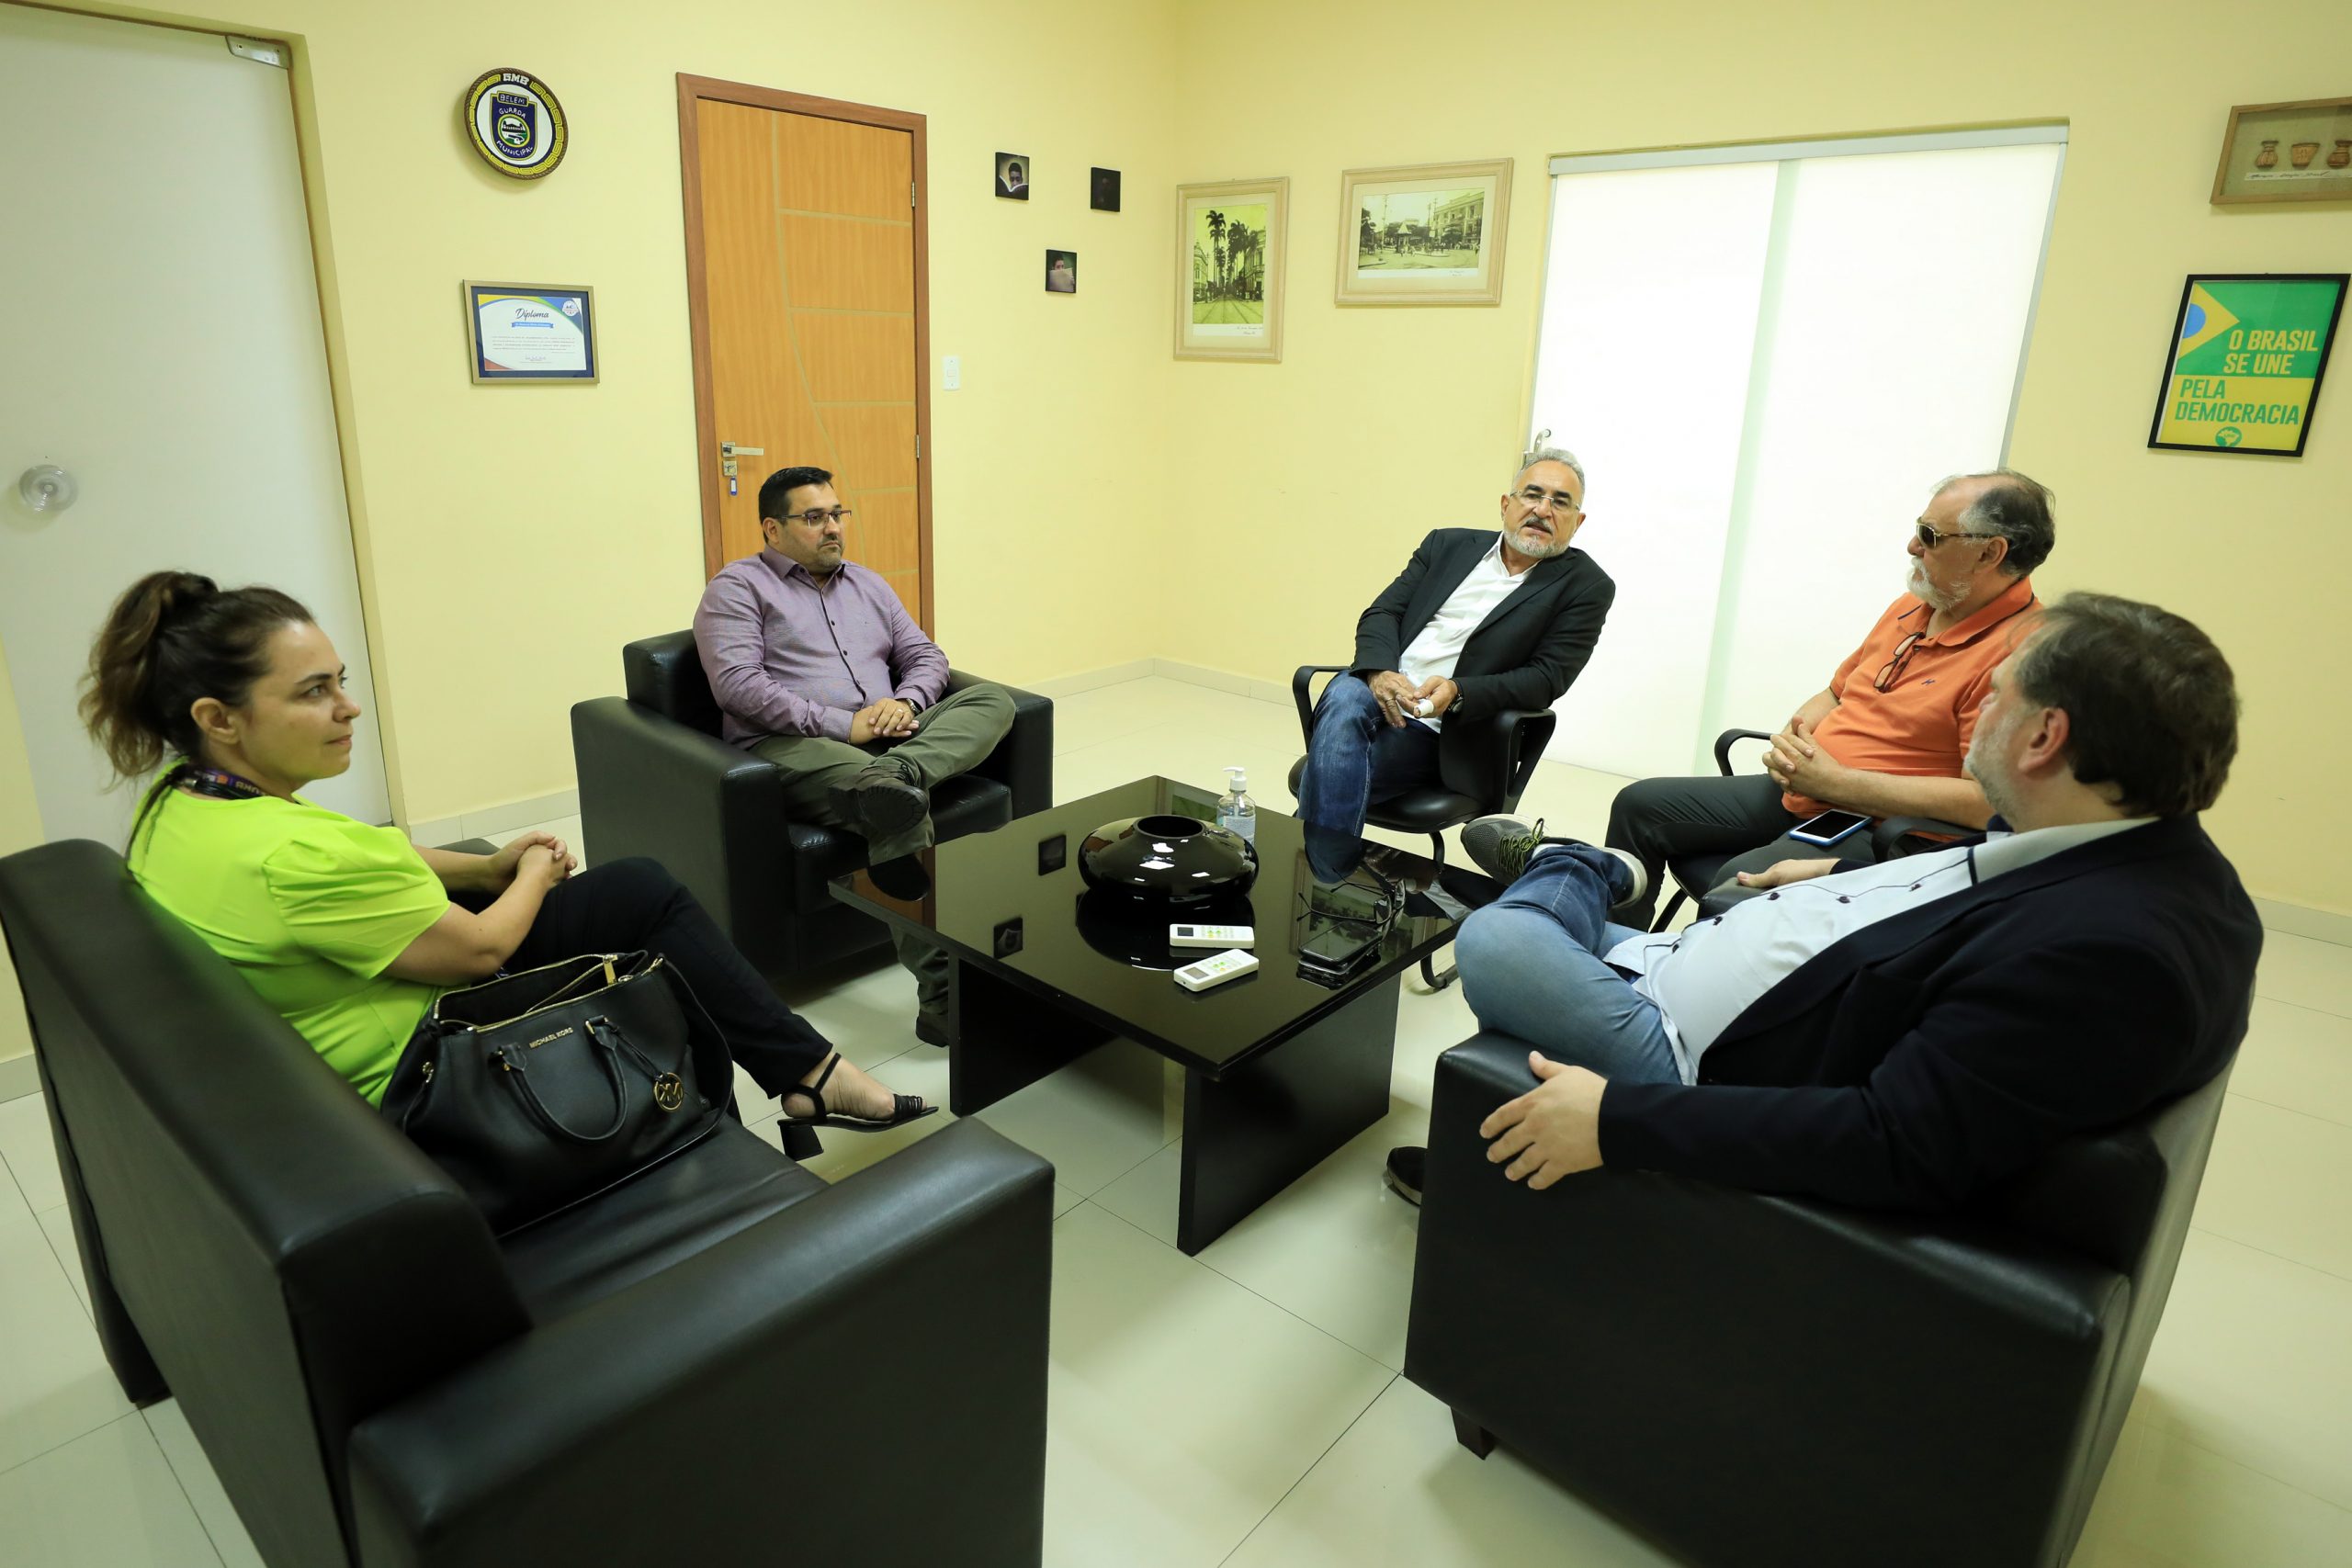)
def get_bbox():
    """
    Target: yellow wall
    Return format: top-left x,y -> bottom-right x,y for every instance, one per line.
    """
32,0 -> 1180,830
1161,0 -> 2352,913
